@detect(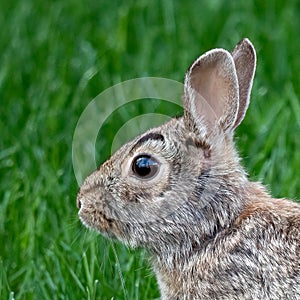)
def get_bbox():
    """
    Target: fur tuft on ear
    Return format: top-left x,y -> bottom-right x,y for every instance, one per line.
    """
183,48 -> 239,136
231,38 -> 256,129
